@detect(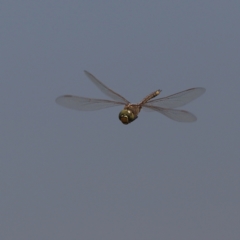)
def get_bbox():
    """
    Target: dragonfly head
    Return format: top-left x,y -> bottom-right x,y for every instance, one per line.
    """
119,109 -> 135,125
